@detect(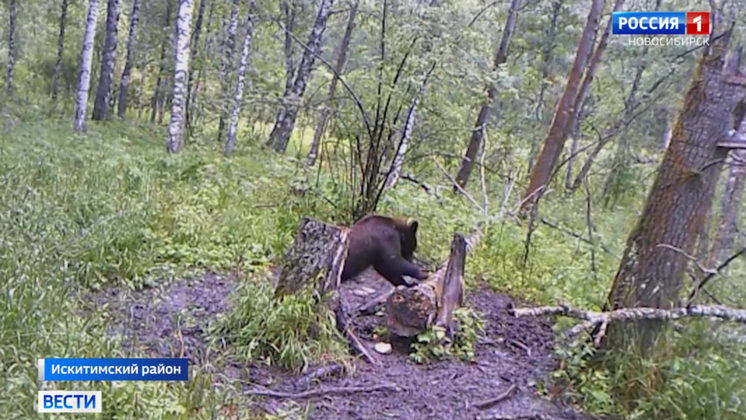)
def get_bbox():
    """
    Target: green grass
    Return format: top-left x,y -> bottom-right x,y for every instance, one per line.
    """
0,110 -> 745,419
